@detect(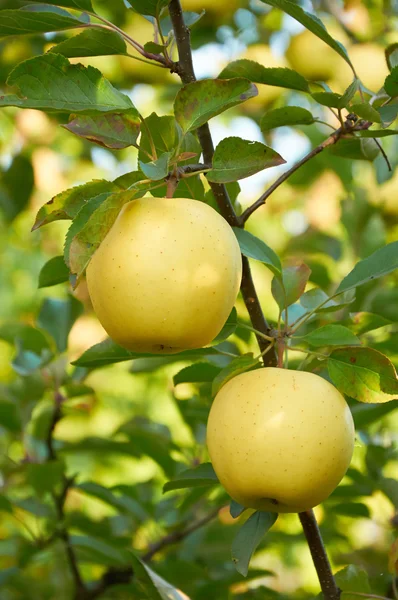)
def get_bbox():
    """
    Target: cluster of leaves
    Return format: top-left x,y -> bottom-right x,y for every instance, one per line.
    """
0,0 -> 397,599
